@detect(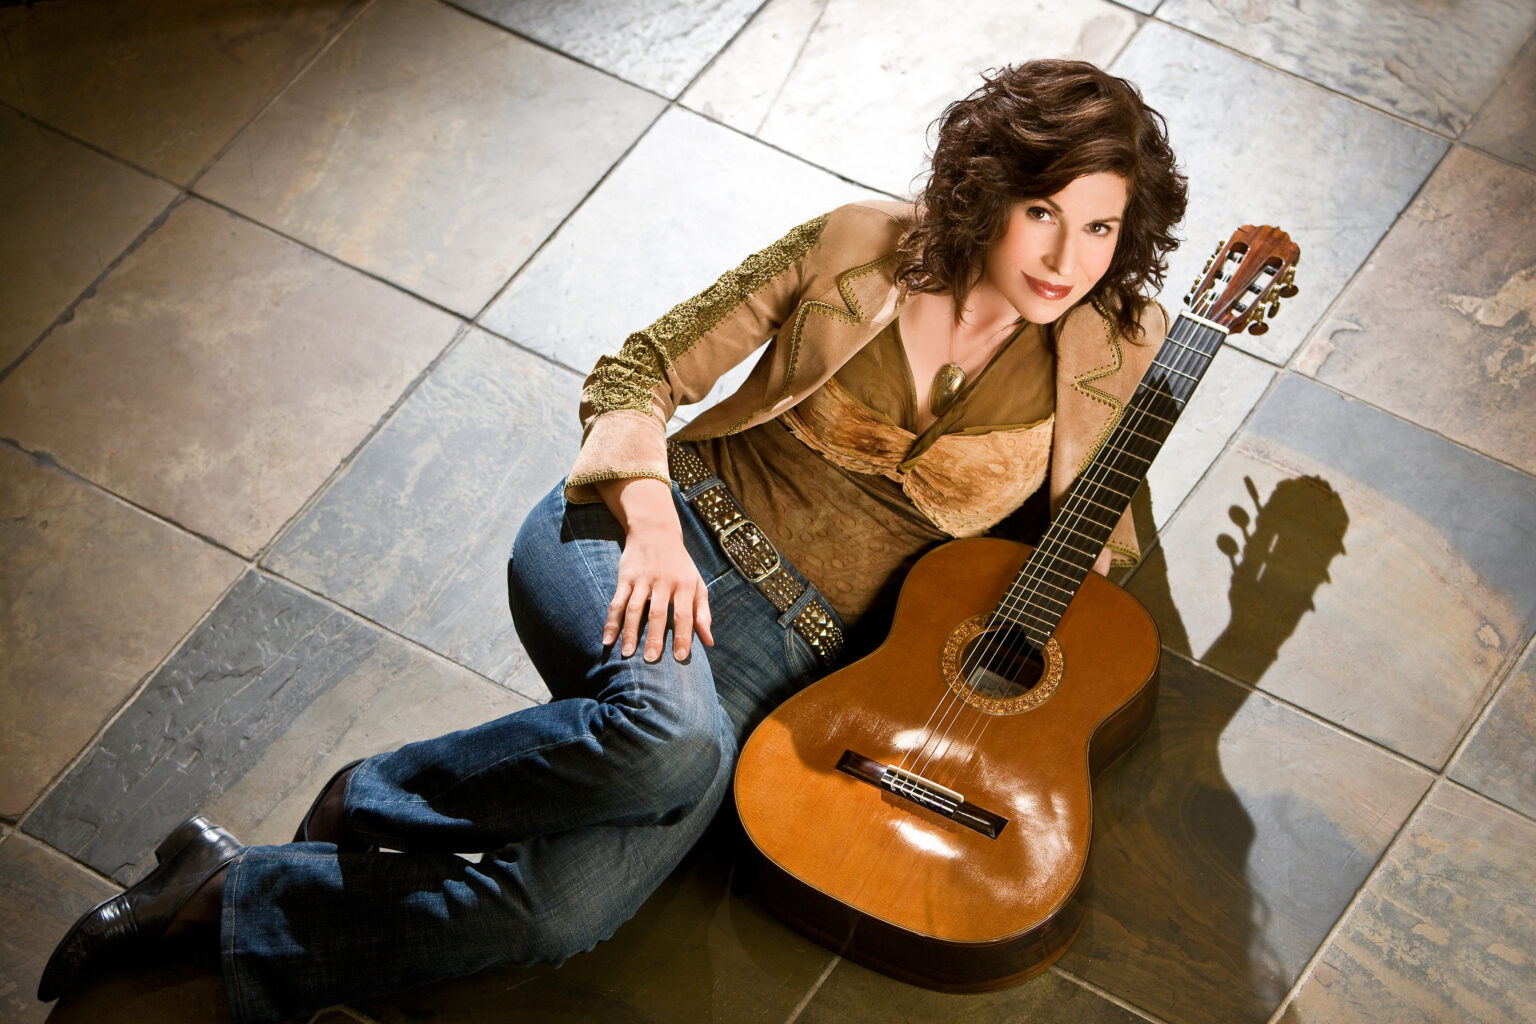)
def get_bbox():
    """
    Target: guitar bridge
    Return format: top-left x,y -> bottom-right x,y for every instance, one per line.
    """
836,750 -> 1008,839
